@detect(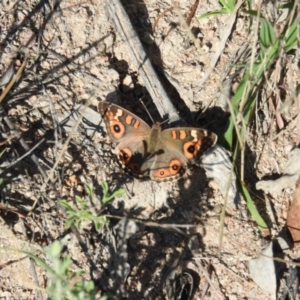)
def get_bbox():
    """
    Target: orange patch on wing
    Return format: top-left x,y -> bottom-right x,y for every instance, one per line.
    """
119,148 -> 132,164
152,159 -> 182,178
169,159 -> 182,174
179,130 -> 187,139
171,130 -> 177,139
125,115 -> 133,125
125,114 -> 140,128
118,149 -> 143,175
152,168 -> 170,178
133,120 -> 140,129
107,111 -> 115,120
110,120 -> 125,139
183,140 -> 202,159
